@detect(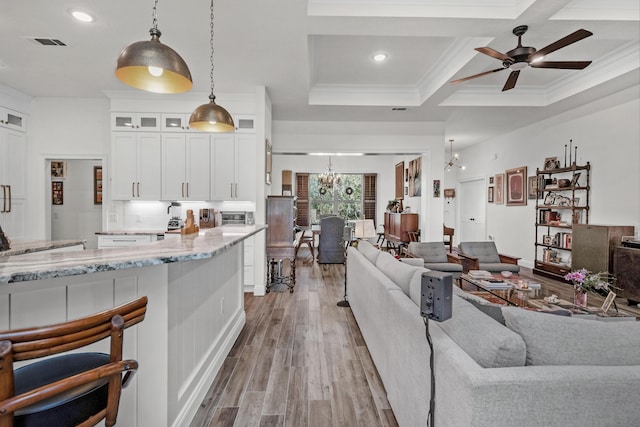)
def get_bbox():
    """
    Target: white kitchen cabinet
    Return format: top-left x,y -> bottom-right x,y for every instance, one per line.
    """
97,234 -> 159,248
161,133 -> 210,201
161,113 -> 192,132
233,115 -> 255,133
111,112 -> 161,131
0,123 -> 26,239
211,133 -> 256,201
112,132 -> 162,200
0,107 -> 27,132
